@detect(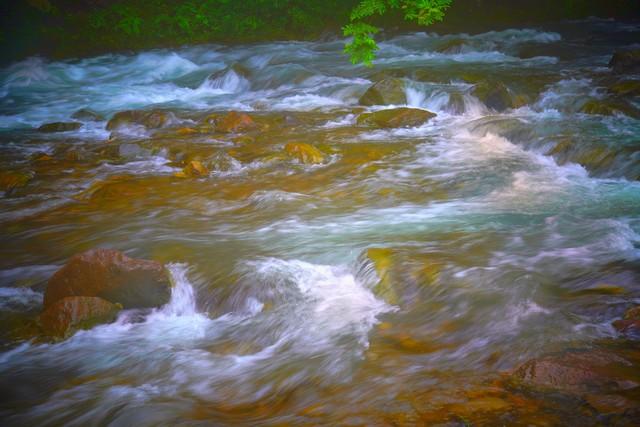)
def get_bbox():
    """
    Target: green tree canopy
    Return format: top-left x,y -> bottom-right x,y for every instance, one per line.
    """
344,0 -> 453,65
